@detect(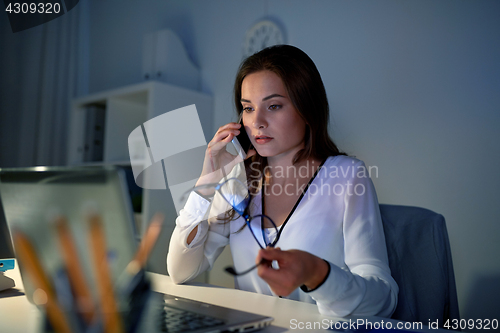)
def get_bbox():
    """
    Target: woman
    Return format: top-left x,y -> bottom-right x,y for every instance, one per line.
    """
167,45 -> 398,317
